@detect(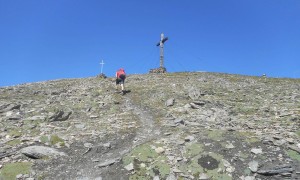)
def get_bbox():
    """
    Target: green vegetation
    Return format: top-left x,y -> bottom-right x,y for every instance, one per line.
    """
286,150 -> 300,161
207,130 -> 225,141
6,139 -> 22,146
238,131 -> 260,143
233,105 -> 258,116
123,144 -> 158,165
123,143 -> 170,179
184,143 -> 204,158
178,152 -> 231,180
0,162 -> 31,180
295,130 -> 300,137
8,129 -> 22,138
50,135 -> 65,146
40,135 -> 49,143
